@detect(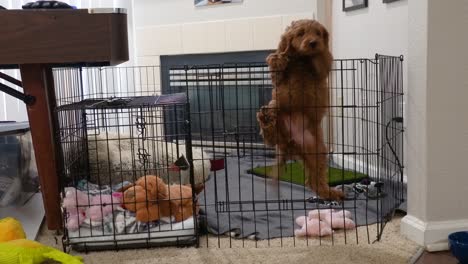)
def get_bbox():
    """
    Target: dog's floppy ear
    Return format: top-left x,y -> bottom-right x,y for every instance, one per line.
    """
277,34 -> 291,55
276,22 -> 296,55
322,26 -> 330,48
